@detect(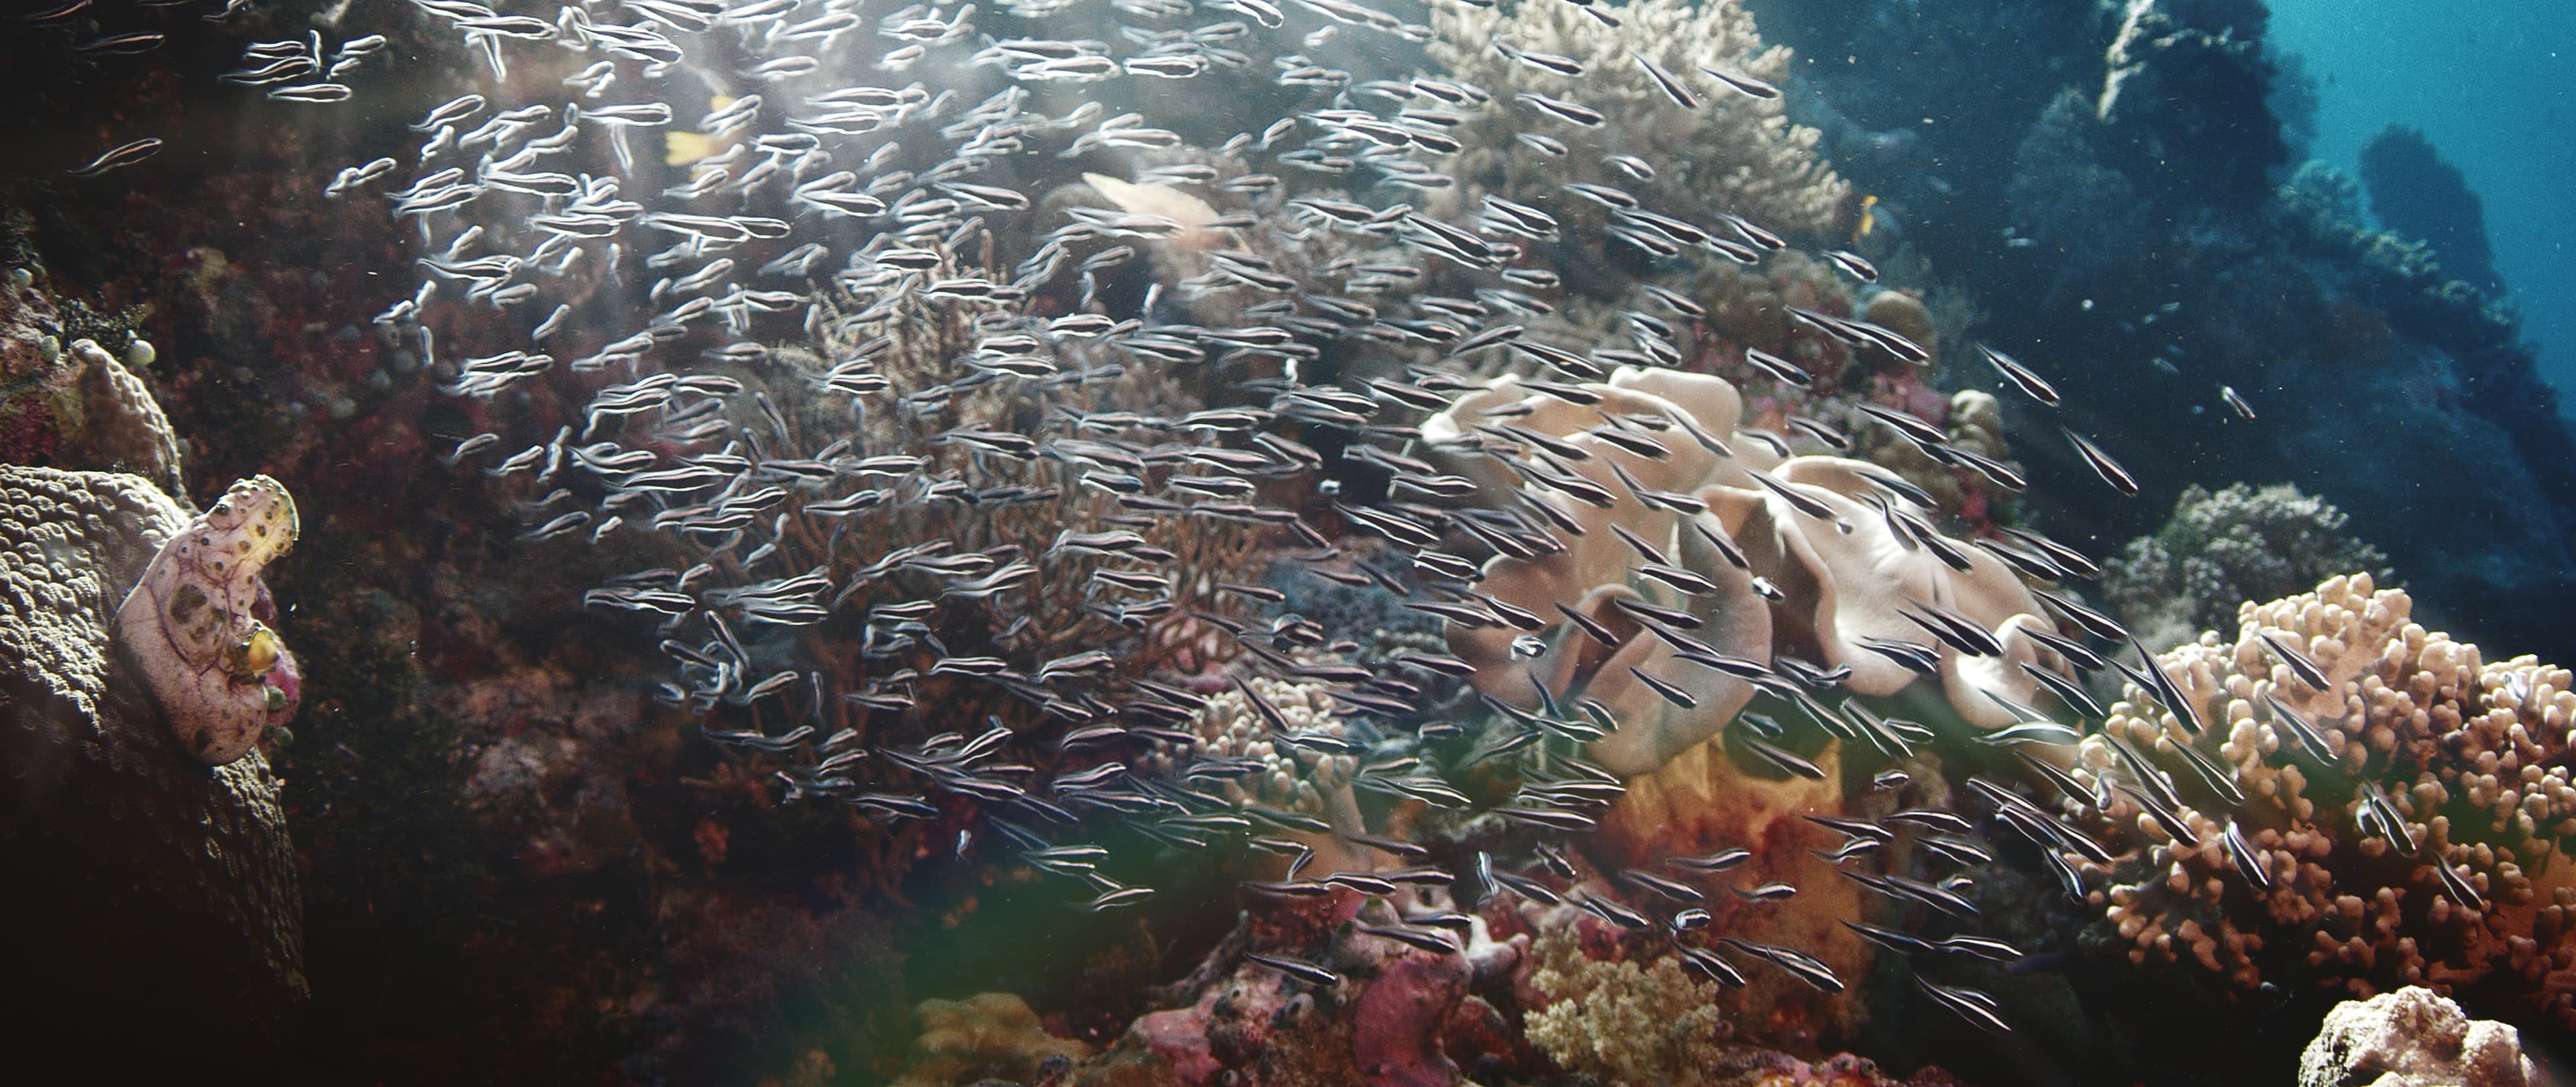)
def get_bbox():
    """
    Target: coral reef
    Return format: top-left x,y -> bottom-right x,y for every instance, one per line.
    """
2100,482 -> 2392,654
1090,894 -> 1479,1087
1143,675 -> 1362,829
0,466 -> 305,1080
0,254 -> 305,1078
2298,986 -> 2539,1087
2065,574 -> 2576,1027
2357,126 -> 2503,296
2093,0 -> 2287,213
2,272 -> 182,493
1421,366 -> 2055,778
1762,0 -> 2576,670
1428,0 -> 1850,245
892,992 -> 1092,1087
1523,925 -> 1736,1084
